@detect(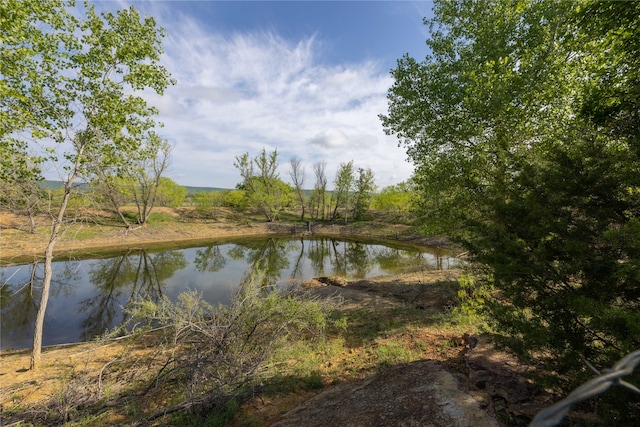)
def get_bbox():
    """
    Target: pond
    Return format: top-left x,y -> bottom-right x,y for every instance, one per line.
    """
0,237 -> 461,350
